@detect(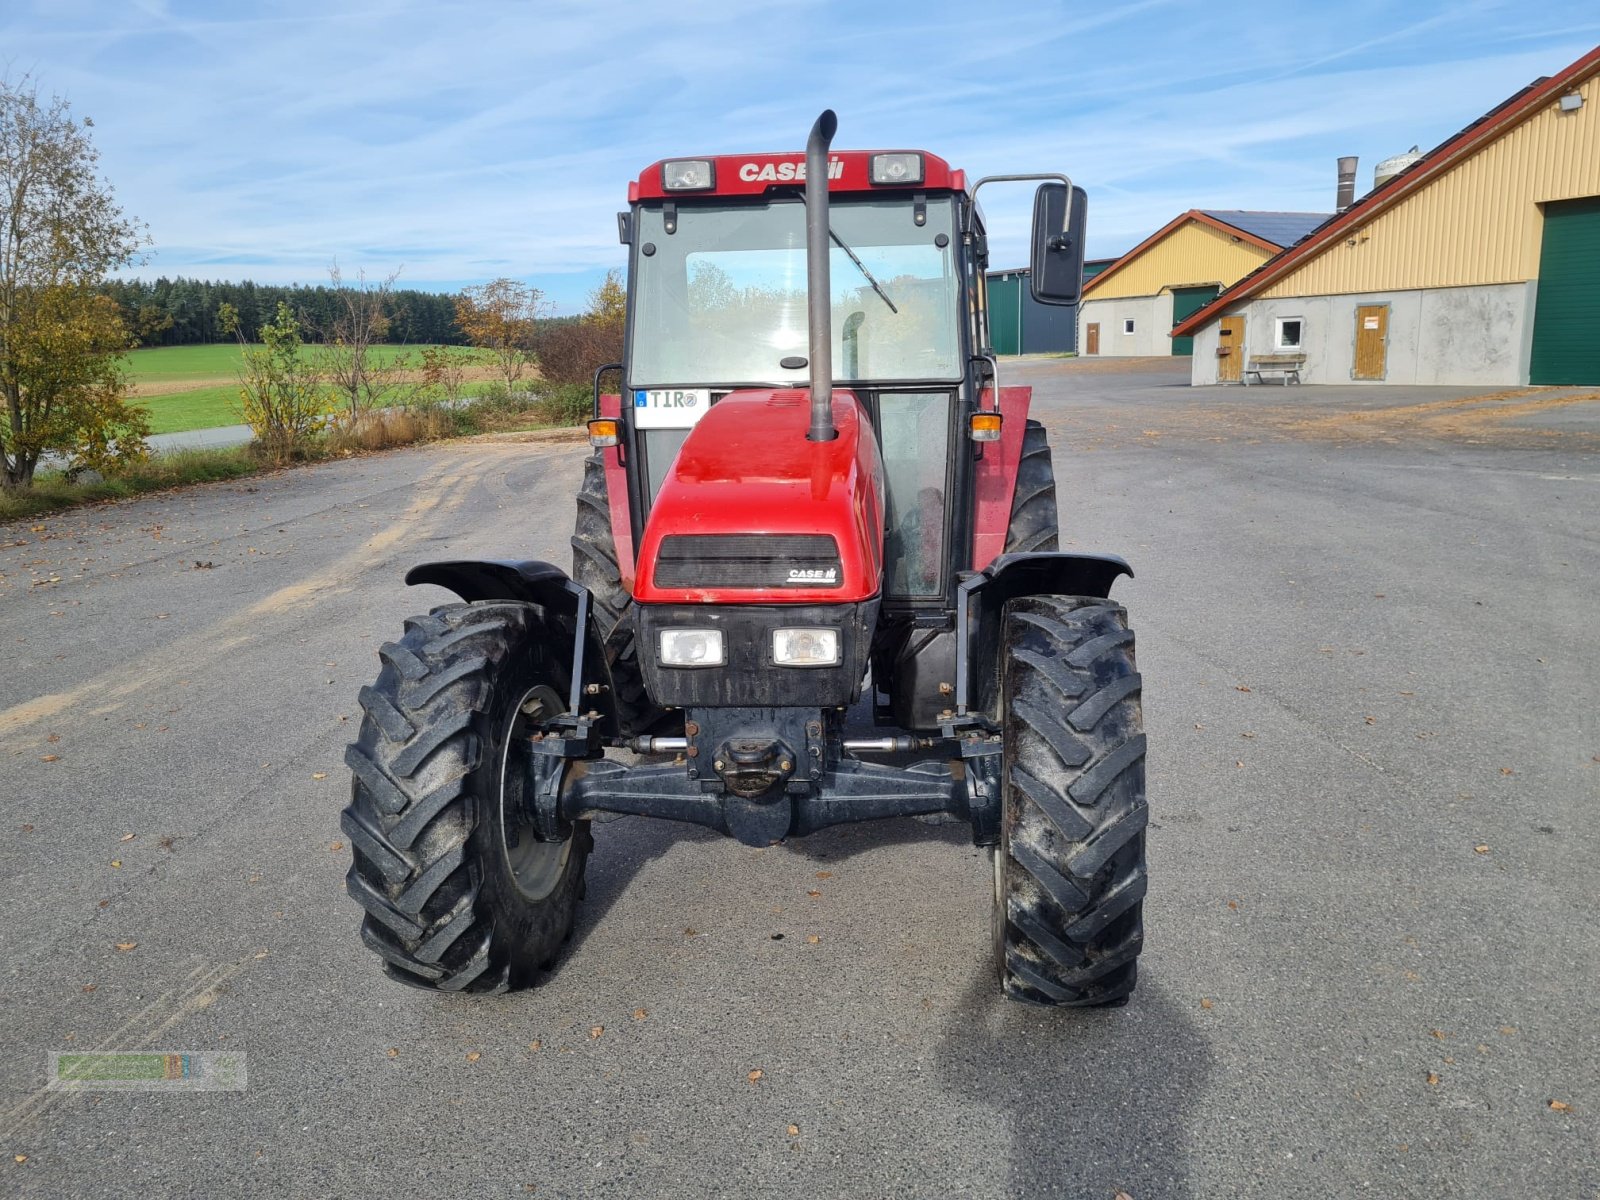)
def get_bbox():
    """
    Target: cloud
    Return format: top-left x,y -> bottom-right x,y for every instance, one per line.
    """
3,0 -> 1594,309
